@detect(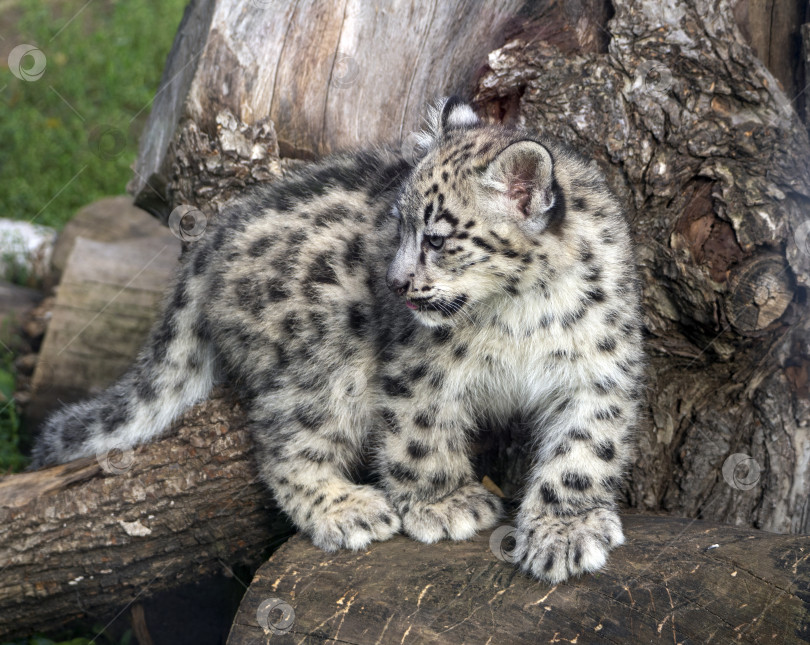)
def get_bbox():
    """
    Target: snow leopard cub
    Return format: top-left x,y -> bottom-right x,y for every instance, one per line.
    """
32,98 -> 644,583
